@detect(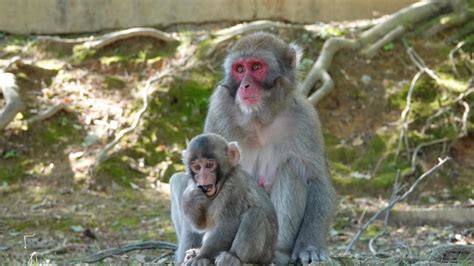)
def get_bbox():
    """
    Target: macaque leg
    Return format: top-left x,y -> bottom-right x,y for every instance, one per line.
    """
215,252 -> 241,266
270,161 -> 308,265
170,173 -> 203,263
229,209 -> 275,263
